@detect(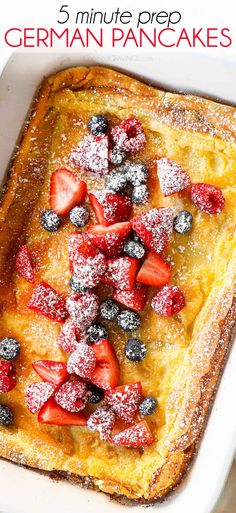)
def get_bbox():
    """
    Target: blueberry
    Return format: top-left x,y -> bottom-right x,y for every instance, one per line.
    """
107,171 -> 127,193
88,115 -> 108,136
124,163 -> 148,186
0,338 -> 20,361
130,230 -> 141,243
86,323 -> 108,344
132,184 -> 149,204
124,338 -> 146,361
69,206 -> 89,227
0,405 -> 13,426
109,146 -> 126,165
69,275 -> 88,294
124,240 -> 145,259
87,384 -> 104,404
139,396 -> 158,416
117,310 -> 141,332
40,209 -> 61,232
173,210 -> 193,234
100,299 -> 120,321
